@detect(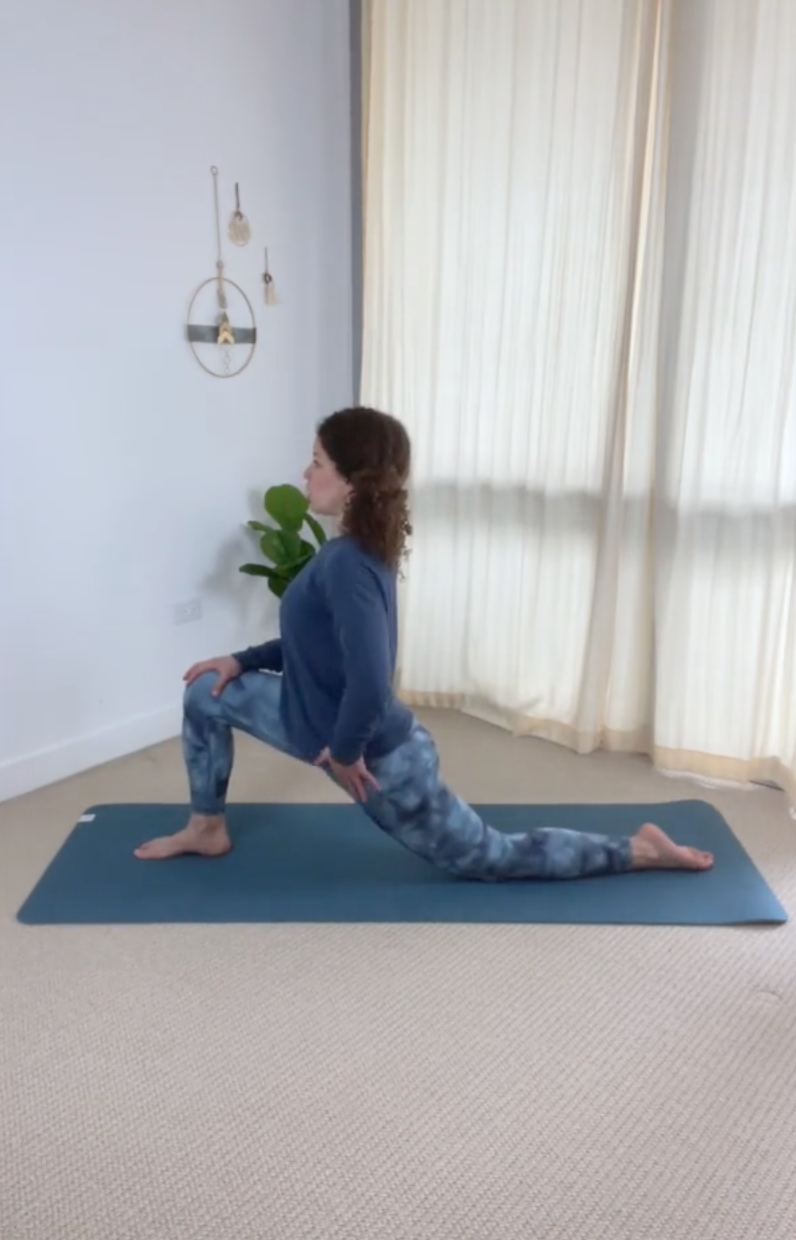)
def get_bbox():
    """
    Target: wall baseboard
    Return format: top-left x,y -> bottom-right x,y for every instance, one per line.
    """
0,704 -> 182,803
